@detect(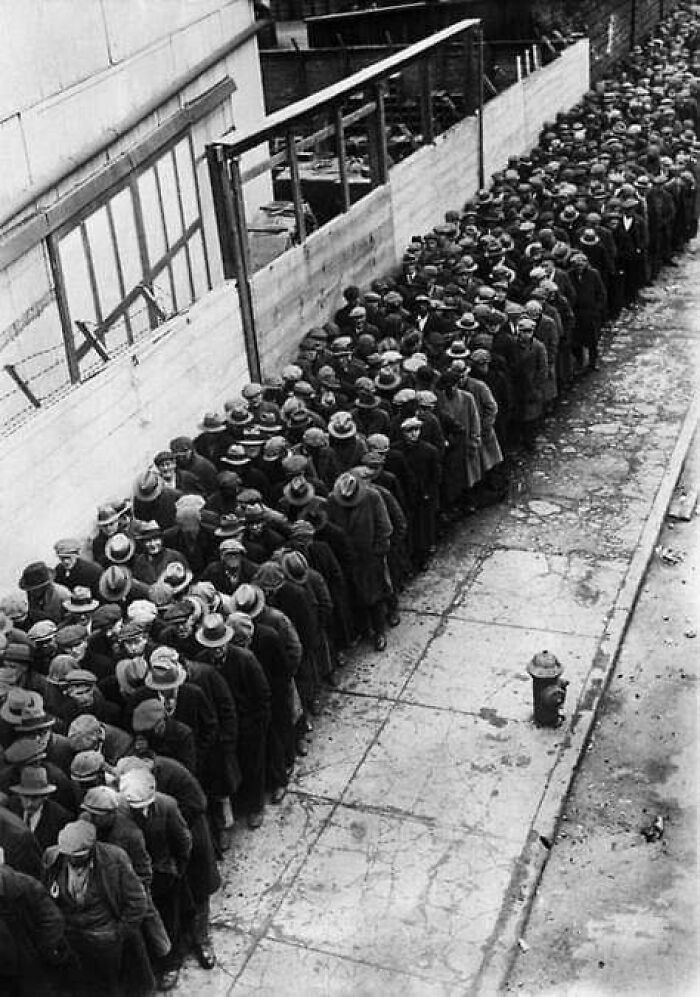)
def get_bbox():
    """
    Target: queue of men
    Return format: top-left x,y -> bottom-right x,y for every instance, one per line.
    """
0,5 -> 699,995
